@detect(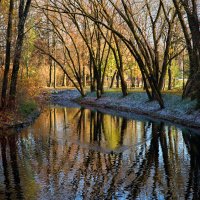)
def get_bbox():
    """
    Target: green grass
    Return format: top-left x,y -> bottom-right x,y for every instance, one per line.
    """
102,87 -> 183,95
46,85 -> 184,96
